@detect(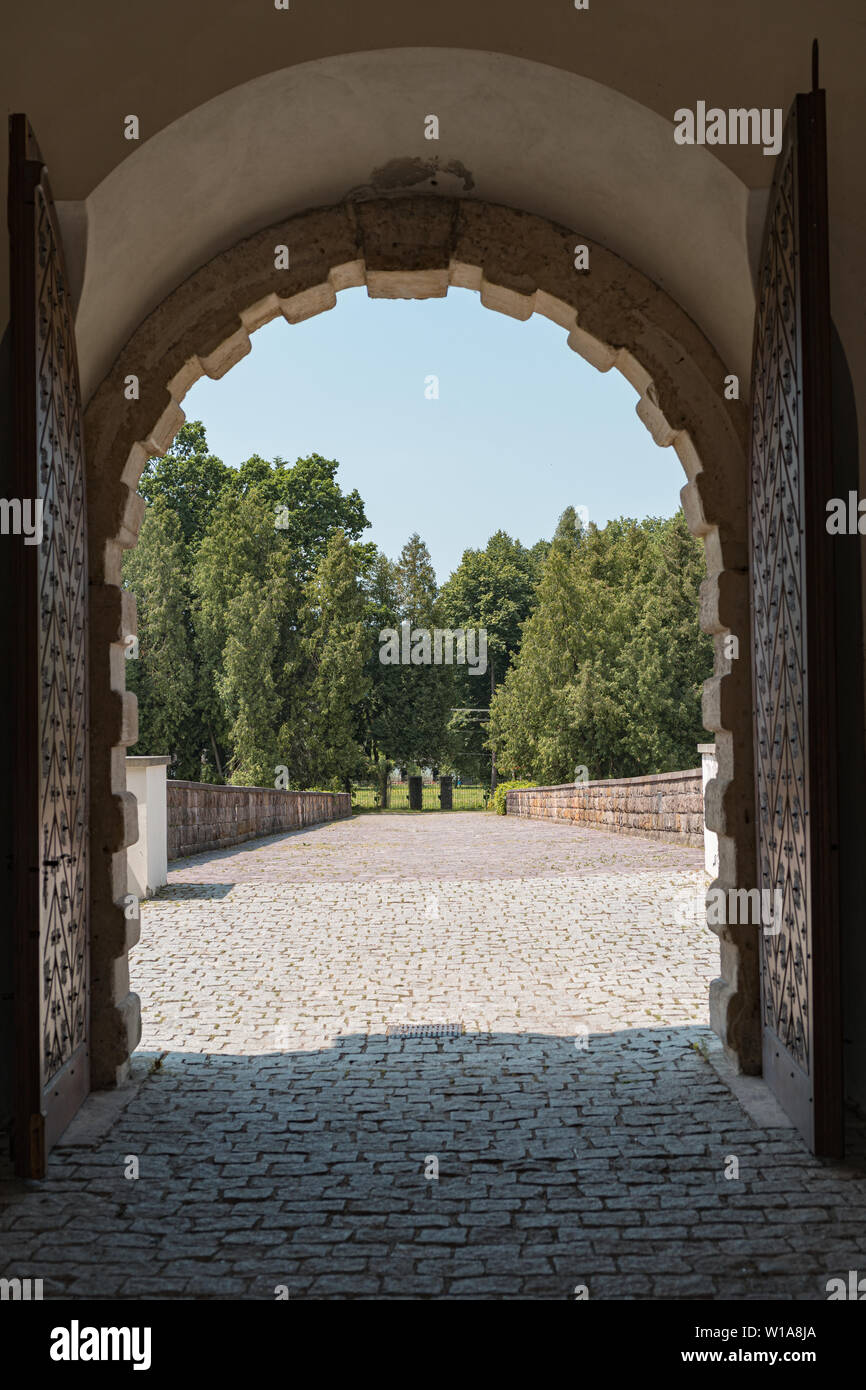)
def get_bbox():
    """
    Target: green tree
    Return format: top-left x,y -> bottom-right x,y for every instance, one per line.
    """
490,510 -> 711,783
439,529 -> 542,786
390,533 -> 454,771
131,431 -> 372,786
612,511 -> 712,771
122,500 -> 198,776
358,550 -> 404,799
193,488 -> 302,781
292,529 -> 370,788
137,421 -> 231,550
219,568 -> 290,787
230,452 -> 370,582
